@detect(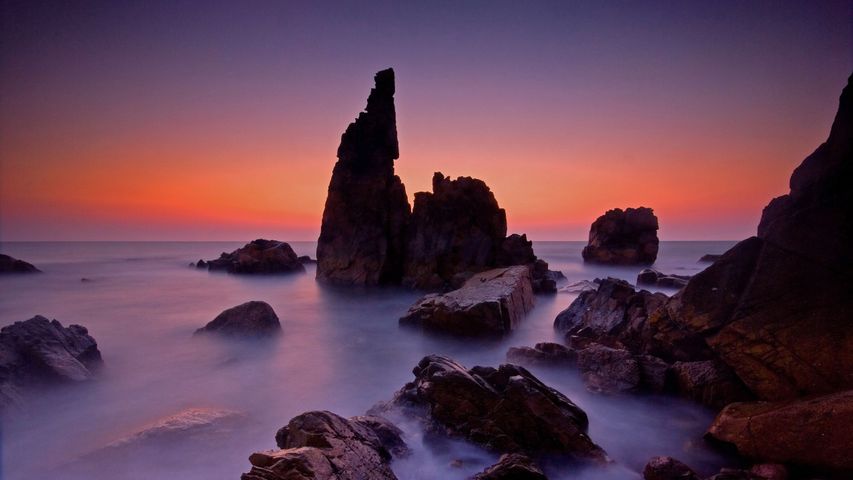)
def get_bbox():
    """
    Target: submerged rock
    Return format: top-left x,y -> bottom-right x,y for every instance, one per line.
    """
637,268 -> 691,289
99,407 -> 243,450
399,266 -> 534,337
195,301 -> 281,337
642,456 -> 702,480
699,254 -> 723,263
506,342 -> 576,368
0,316 -> 102,407
378,354 -> 608,462
581,207 -> 659,265
297,255 -> 317,265
200,239 -> 305,275
470,453 -> 547,480
242,410 -> 404,480
316,68 -> 410,286
0,253 -> 40,273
